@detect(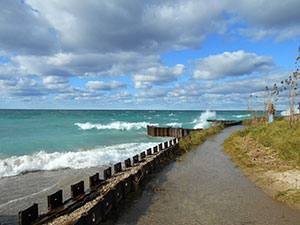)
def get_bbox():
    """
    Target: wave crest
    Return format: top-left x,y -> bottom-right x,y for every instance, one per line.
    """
0,142 -> 162,178
75,121 -> 158,131
166,122 -> 182,127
